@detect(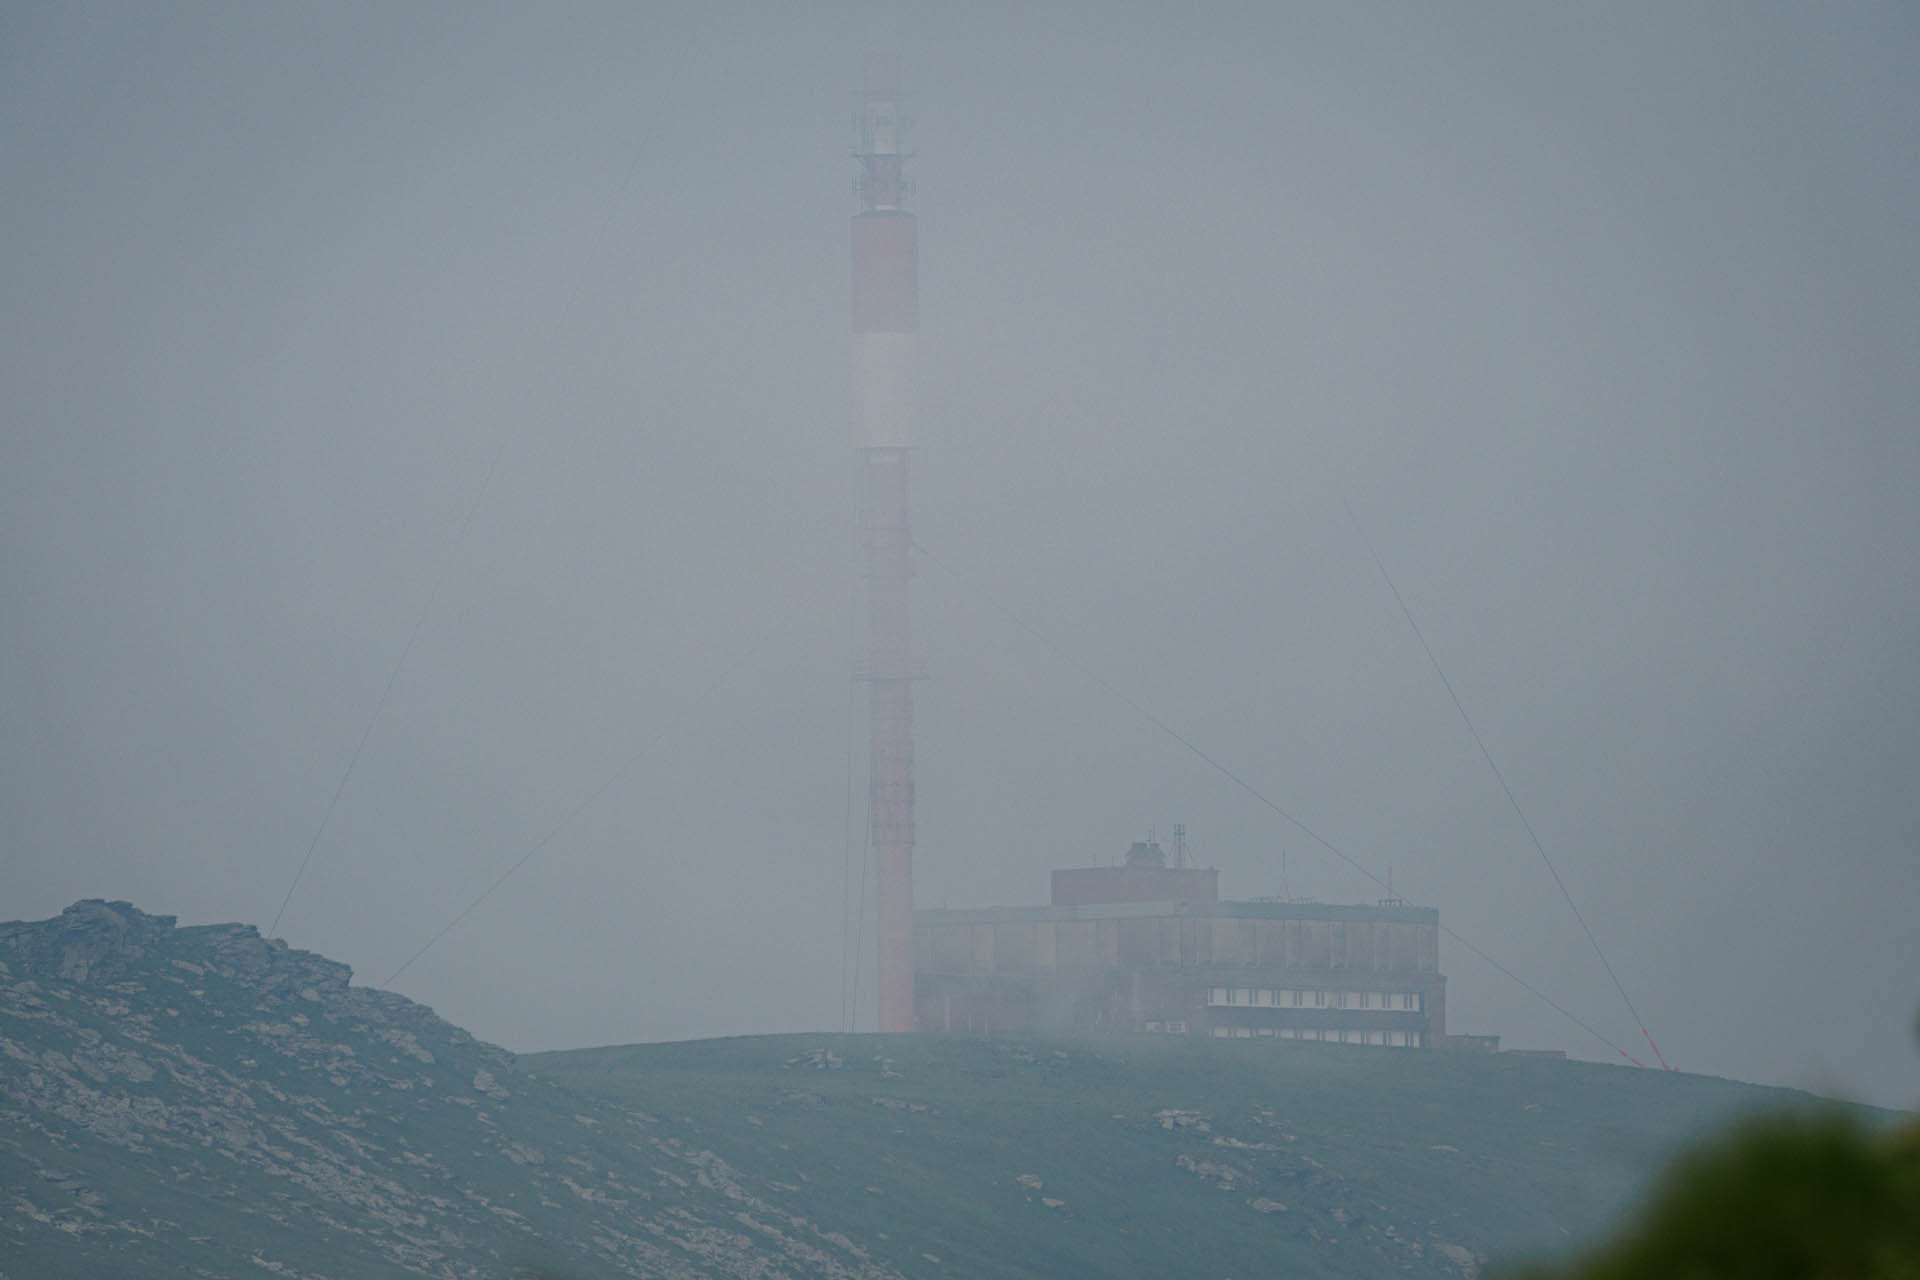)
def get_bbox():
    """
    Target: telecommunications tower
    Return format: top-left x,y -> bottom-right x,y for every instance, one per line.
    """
851,56 -> 919,1032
